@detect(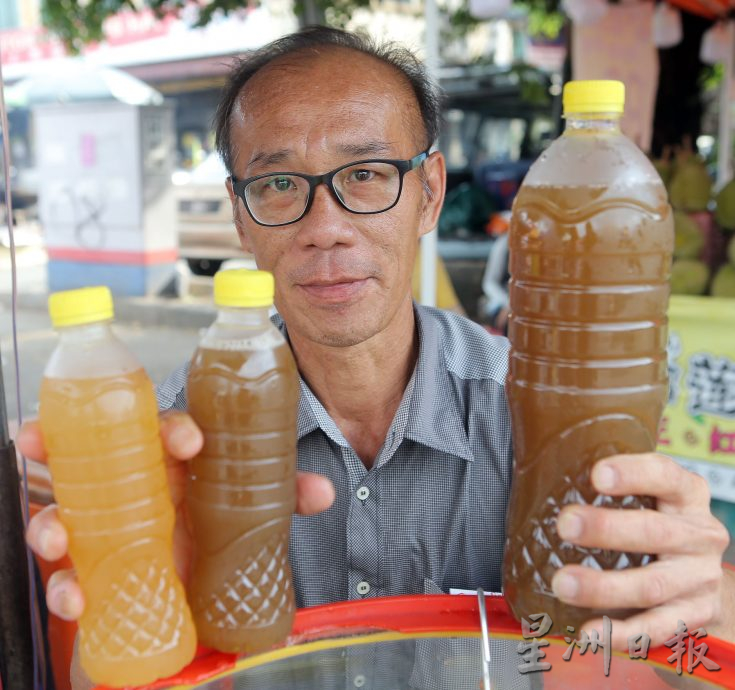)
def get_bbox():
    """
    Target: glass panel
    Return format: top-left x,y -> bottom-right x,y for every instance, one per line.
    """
185,633 -> 724,689
190,637 -> 532,690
